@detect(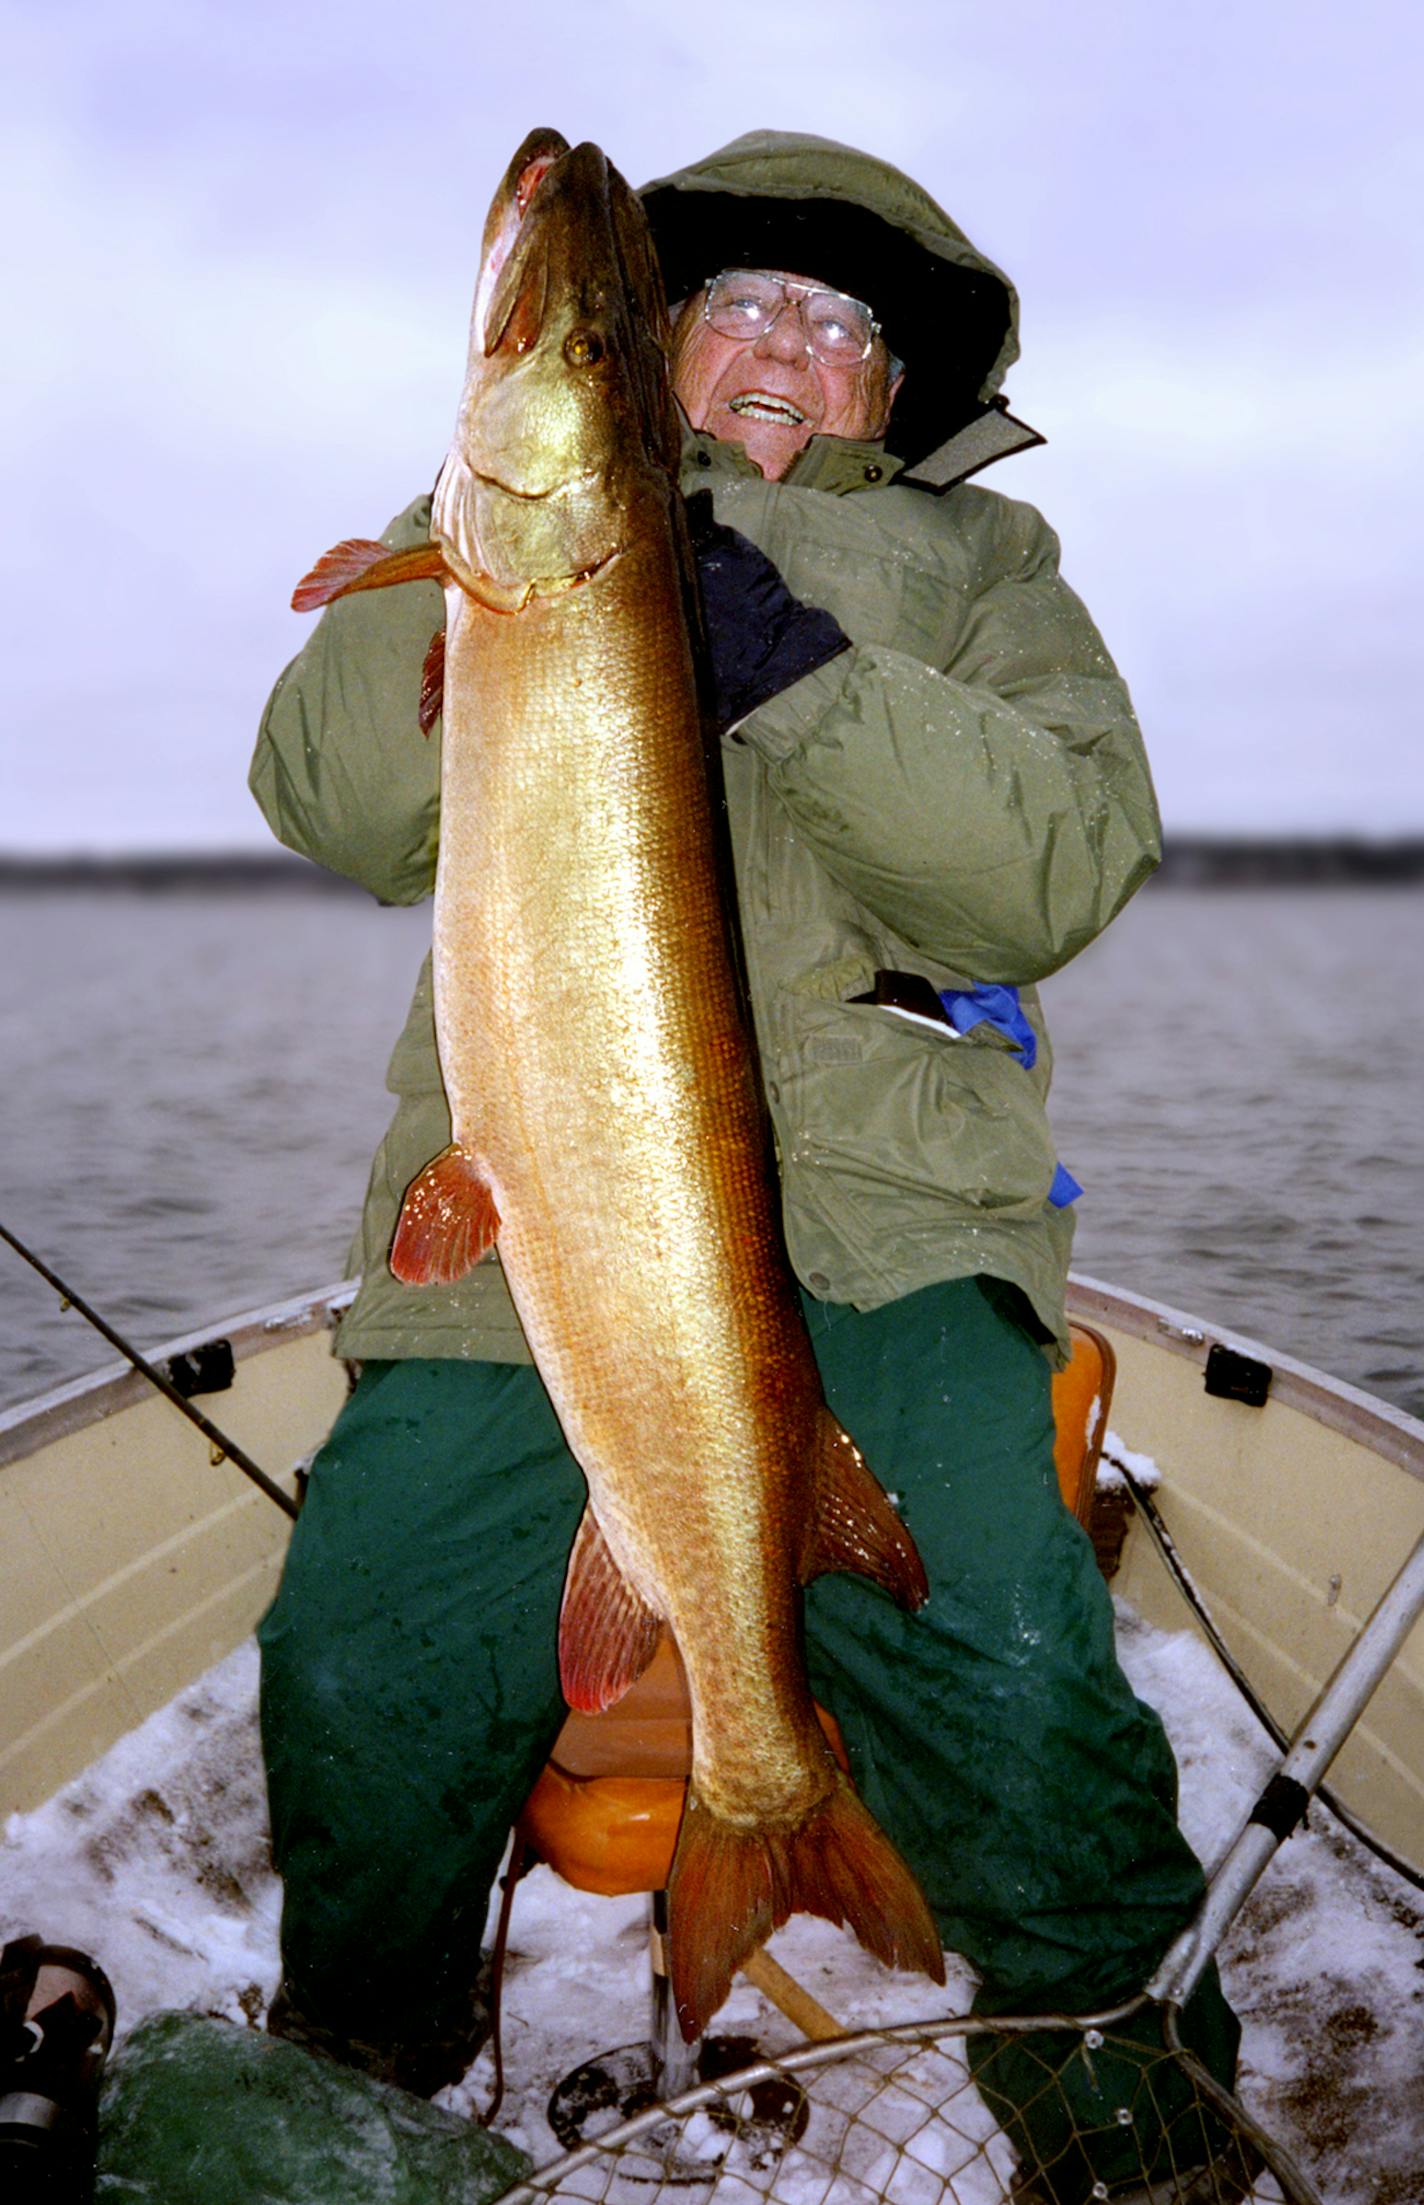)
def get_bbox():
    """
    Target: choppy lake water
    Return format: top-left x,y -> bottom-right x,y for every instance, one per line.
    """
3,882 -> 1421,1421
